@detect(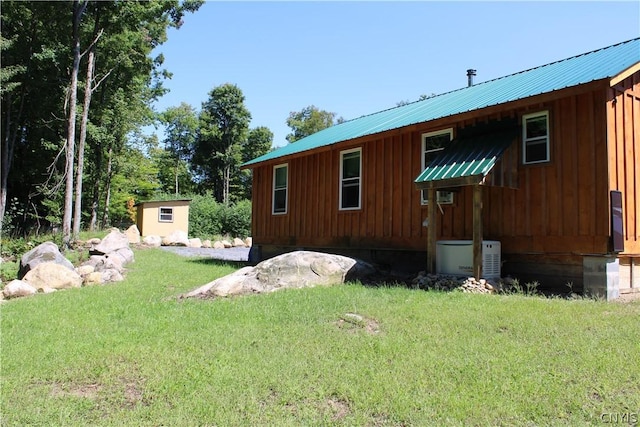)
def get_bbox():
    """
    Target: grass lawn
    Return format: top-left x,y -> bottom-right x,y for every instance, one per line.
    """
1,248 -> 639,426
